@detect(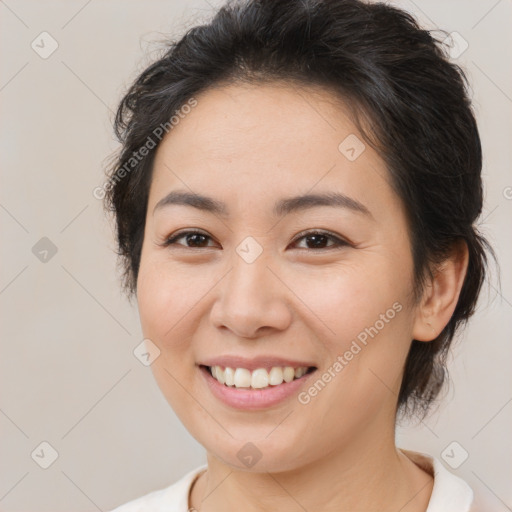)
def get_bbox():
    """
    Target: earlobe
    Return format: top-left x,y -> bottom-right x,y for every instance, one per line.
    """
412,241 -> 469,342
